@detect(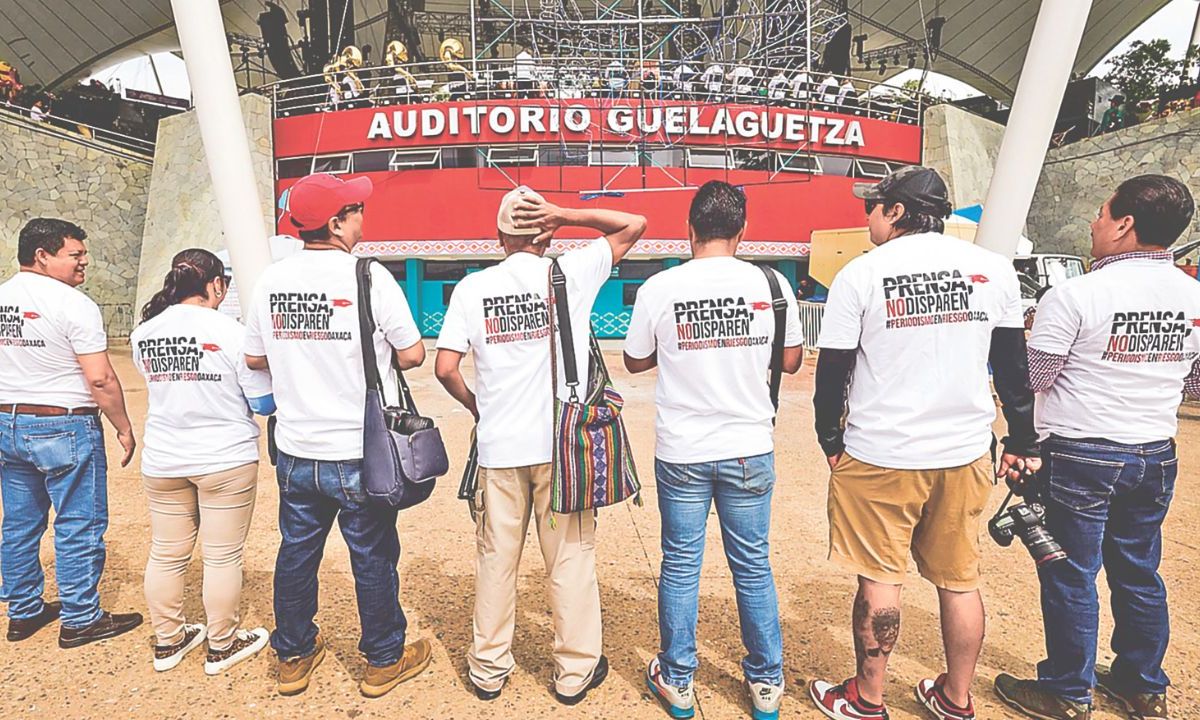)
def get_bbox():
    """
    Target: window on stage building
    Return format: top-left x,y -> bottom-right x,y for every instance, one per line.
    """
623,283 -> 641,305
589,147 -> 639,166
818,155 -> 854,177
441,146 -> 481,168
379,261 -> 408,281
854,159 -> 890,178
389,148 -> 442,169
686,147 -> 732,169
353,149 -> 393,172
537,144 -> 590,166
277,157 -> 312,179
424,260 -> 498,281
312,154 -> 351,174
777,152 -> 820,174
733,148 -> 772,171
487,146 -> 538,166
643,147 -> 684,169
